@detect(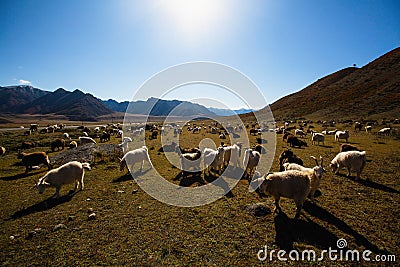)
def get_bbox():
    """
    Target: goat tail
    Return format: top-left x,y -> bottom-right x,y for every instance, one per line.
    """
82,162 -> 92,171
